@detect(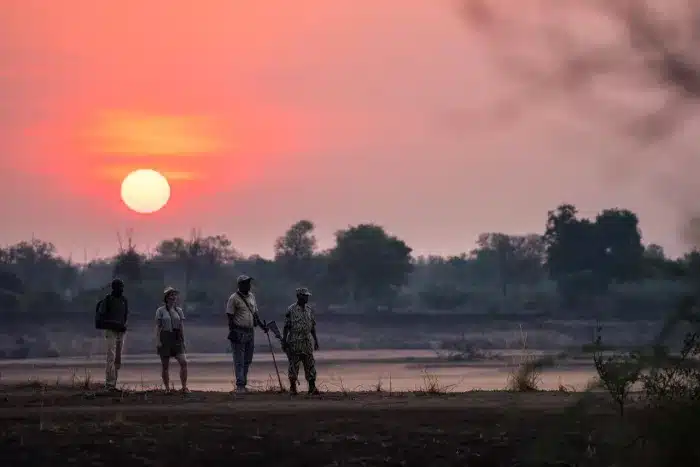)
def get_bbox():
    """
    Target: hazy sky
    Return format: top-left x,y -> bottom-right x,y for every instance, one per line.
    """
2,0 -> 697,260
